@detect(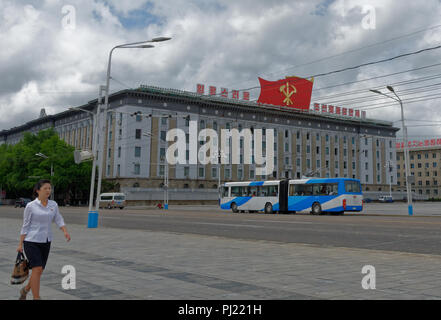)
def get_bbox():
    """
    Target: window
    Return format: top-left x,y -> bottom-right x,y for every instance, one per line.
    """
134,147 -> 141,157
134,164 -> 140,175
317,146 -> 320,154
285,143 -> 289,152
433,153 -> 437,159
185,117 -> 190,127
326,134 -> 329,142
425,153 -> 429,159
213,122 -> 217,130
297,145 -> 301,153
250,170 -> 255,179
297,131 -> 300,139
159,165 -> 165,176
160,148 -> 166,160
108,148 -> 111,158
135,129 -> 141,139
326,147 -> 329,155
136,112 -> 142,122
307,159 -> 311,168
199,167 -> 205,178
225,168 -> 230,178
200,120 -> 205,129
161,117 -> 168,125
117,164 -> 120,176
307,133 -> 310,140
307,145 -> 310,154
160,131 -> 167,142
184,167 -> 189,176
418,154 -> 421,159
286,130 -> 289,138
238,169 -> 243,179
118,147 -> 121,158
